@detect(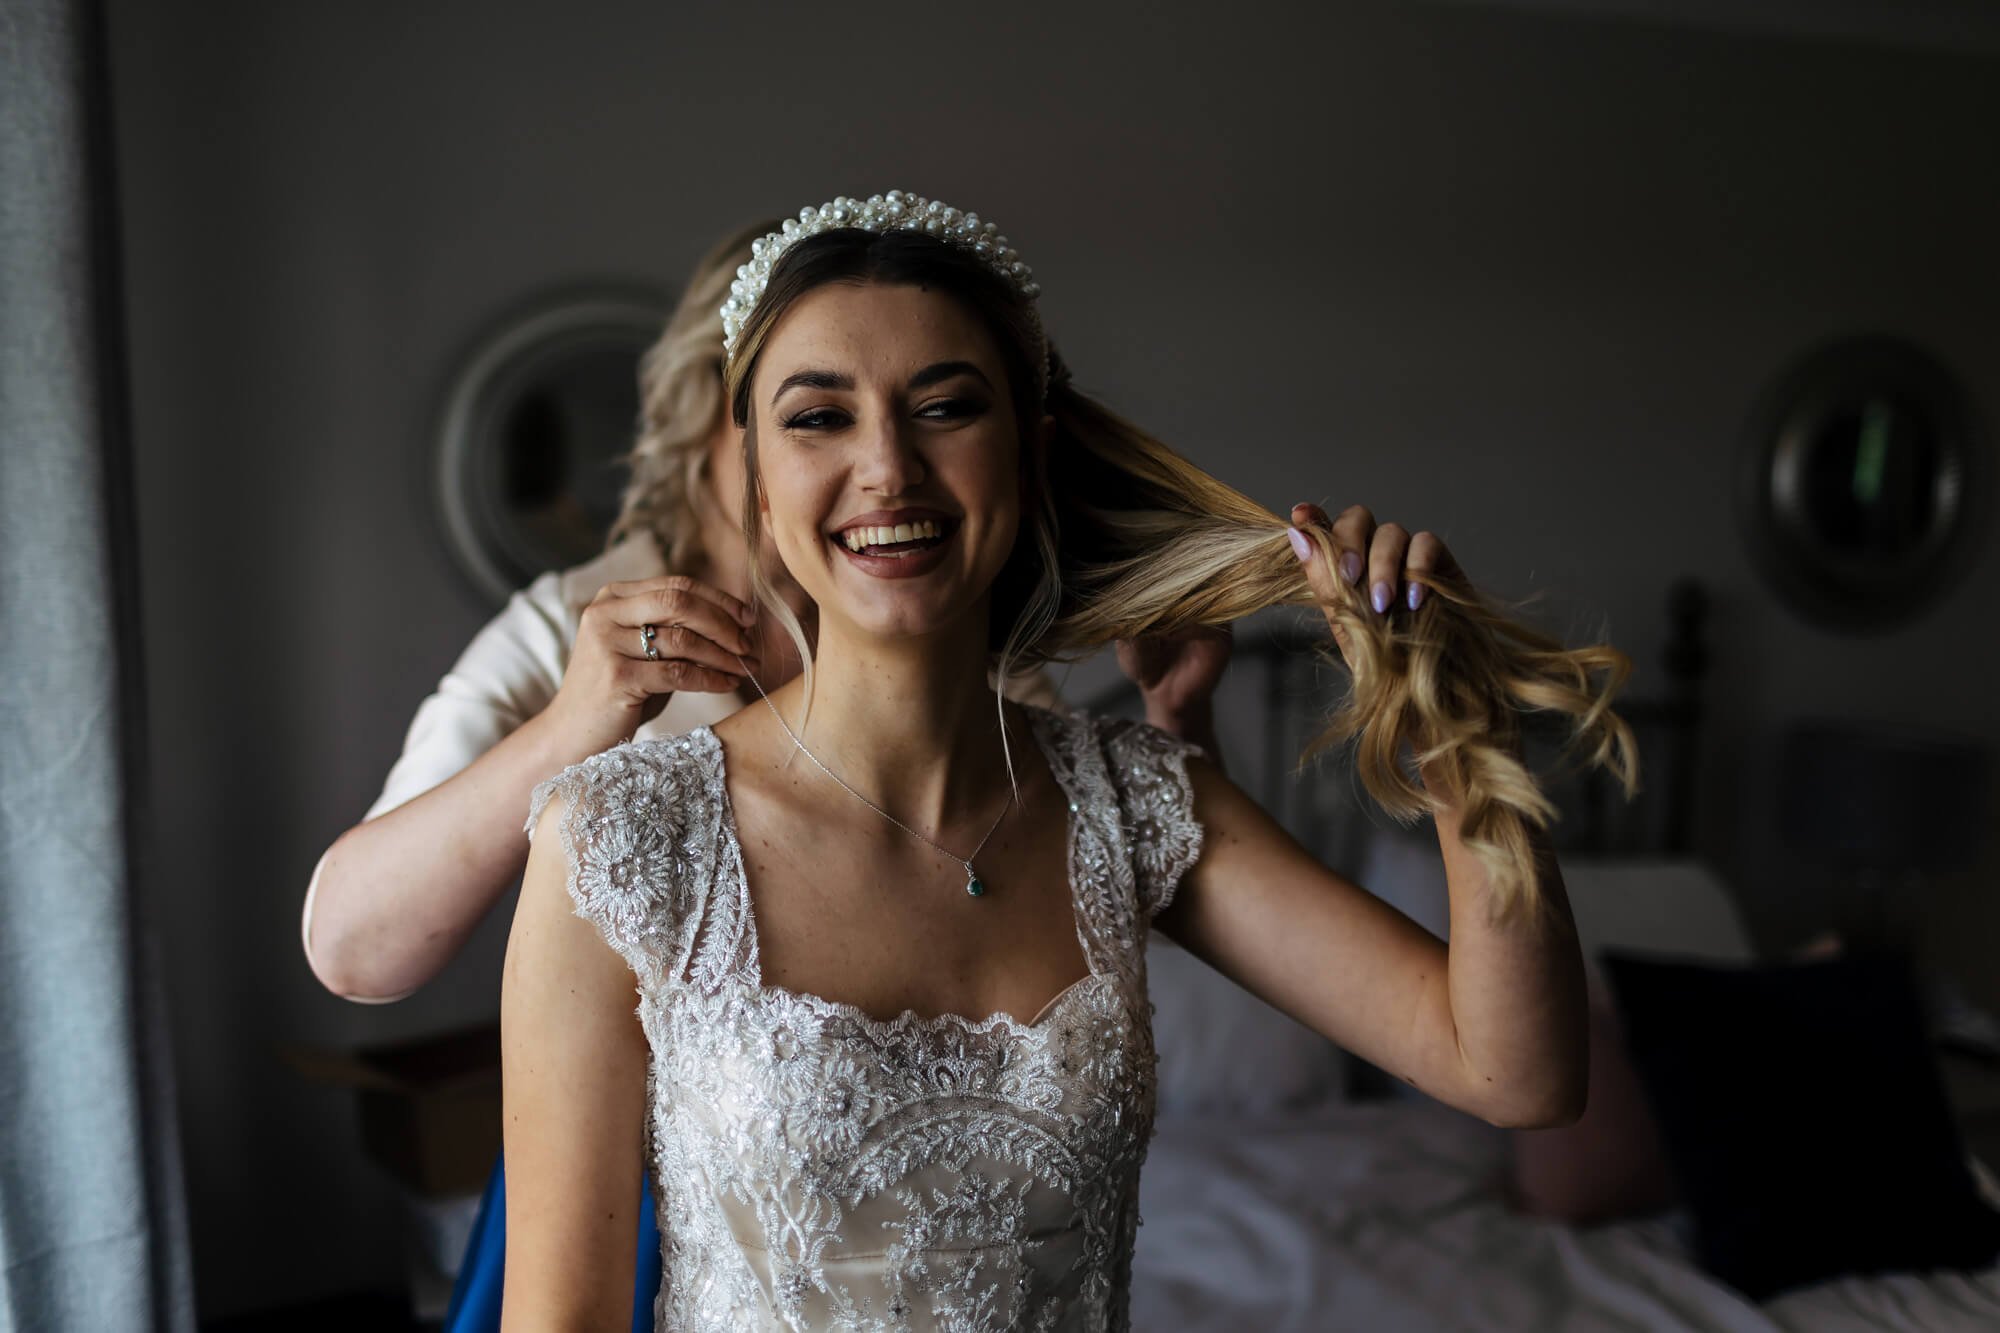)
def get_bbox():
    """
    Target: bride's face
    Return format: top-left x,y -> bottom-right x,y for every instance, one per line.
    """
746,281 -> 1028,645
